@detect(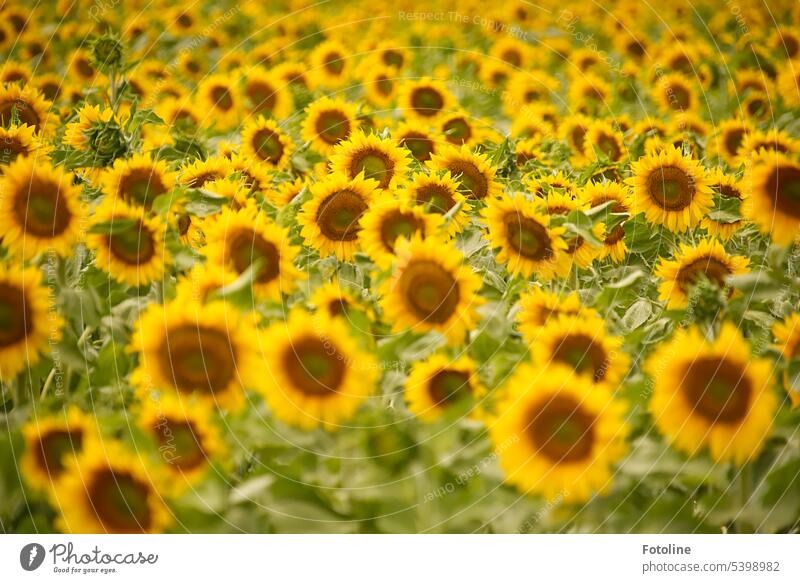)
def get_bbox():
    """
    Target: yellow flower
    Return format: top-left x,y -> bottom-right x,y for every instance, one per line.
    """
482,193 -> 569,280
330,131 -> 411,190
129,298 -> 264,411
579,181 -> 632,263
202,203 -> 303,301
301,96 -> 359,156
627,146 -> 713,232
701,169 -> 748,240
102,152 -> 176,209
405,353 -> 484,422
259,308 -> 377,430
0,156 -> 85,258
743,152 -> 800,245
646,322 -> 777,464
0,123 -> 44,170
516,287 -> 590,344
655,238 -> 749,309
653,72 -> 699,113
308,40 -> 351,89
426,144 -> 502,200
240,116 -> 294,169
359,198 -> 444,268
773,314 -> 800,408
0,83 -> 53,135
491,363 -> 629,502
269,175 -> 310,207
62,103 -> 114,149
309,278 -> 368,320
397,77 -> 456,121
363,65 -> 398,107
196,73 -> 243,131
379,235 -> 483,343
394,120 -> 437,162
298,171 -> 378,260
21,407 -> 97,492
400,171 -> 471,236
51,440 -> 173,533
243,67 -> 293,119
583,119 -> 627,163
179,155 -> 232,189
